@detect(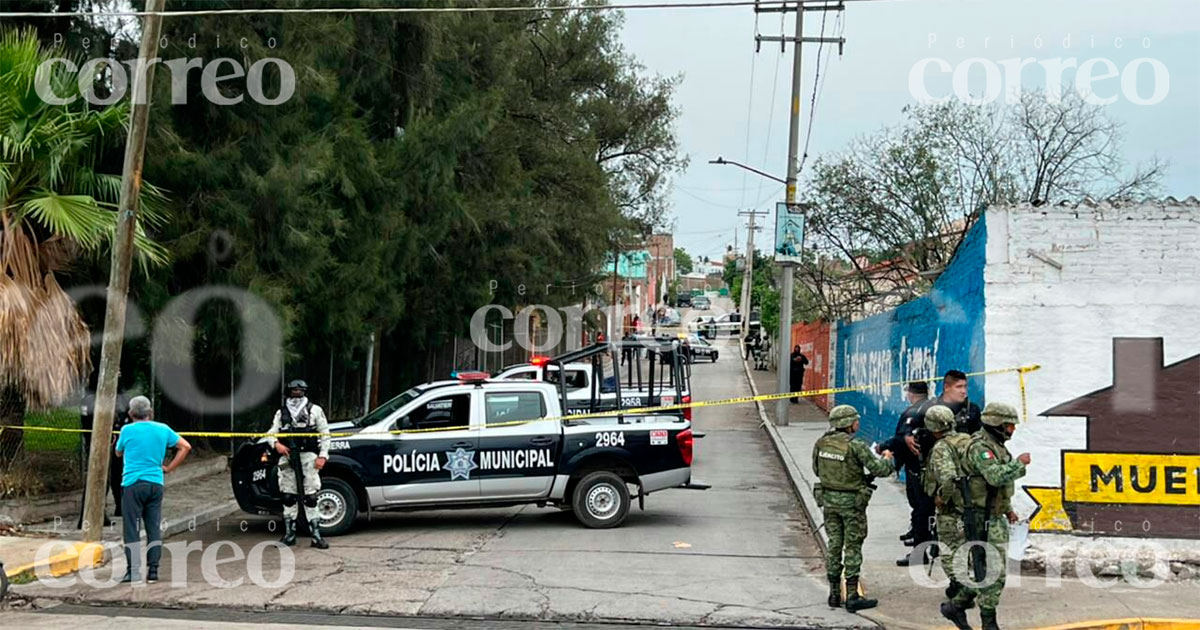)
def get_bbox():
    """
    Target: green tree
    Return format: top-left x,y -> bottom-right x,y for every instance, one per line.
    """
134,4 -> 684,415
673,247 -> 692,274
0,29 -> 166,413
728,251 -> 778,333
800,93 -> 1163,319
